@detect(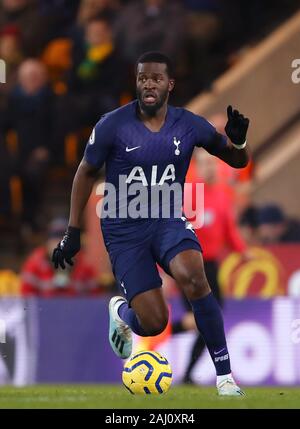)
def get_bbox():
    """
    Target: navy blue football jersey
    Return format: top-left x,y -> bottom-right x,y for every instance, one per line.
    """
84,100 -> 227,225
